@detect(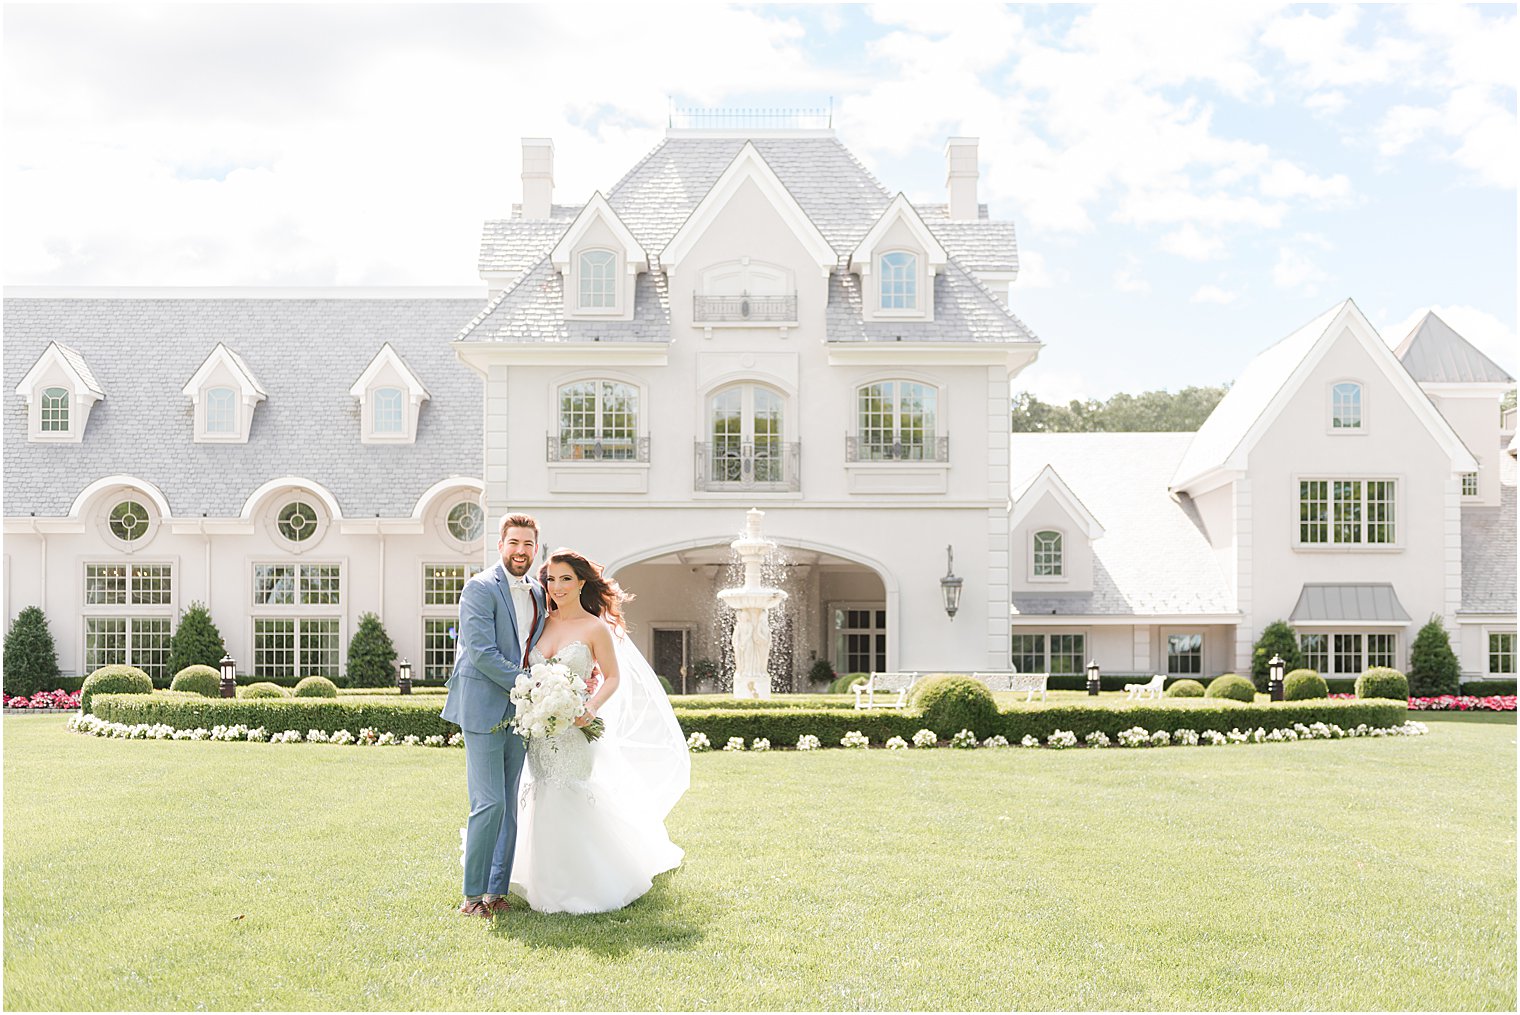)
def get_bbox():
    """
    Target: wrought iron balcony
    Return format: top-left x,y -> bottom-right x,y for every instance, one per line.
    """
547,435 -> 650,463
845,435 -> 950,463
695,441 -> 801,492
692,292 -> 798,323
